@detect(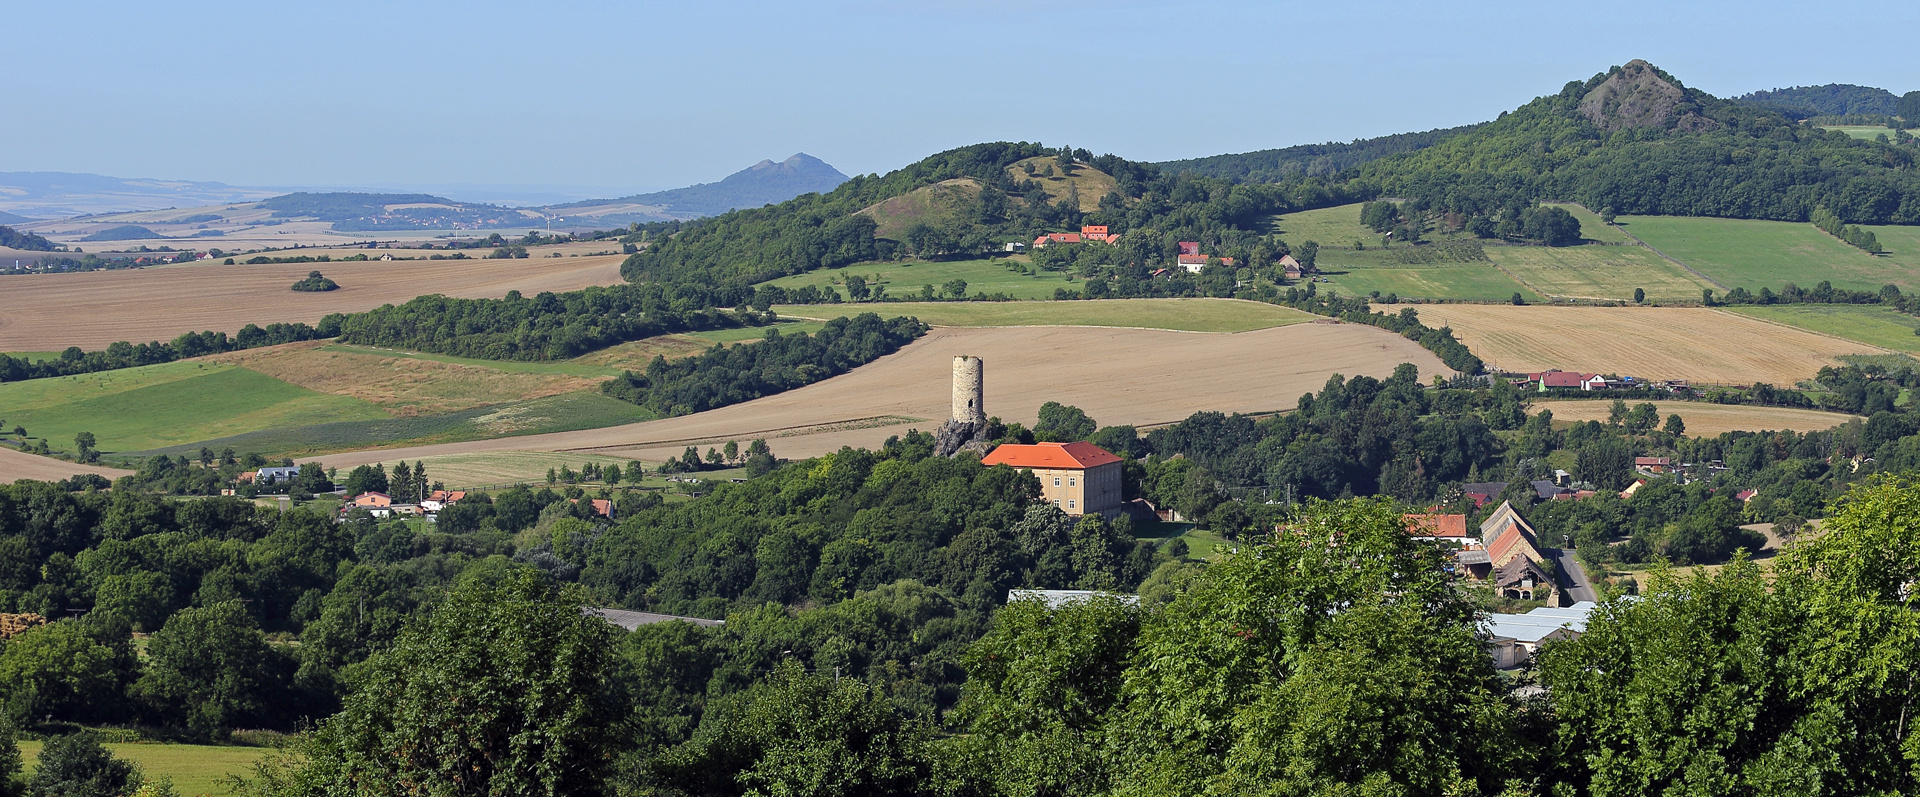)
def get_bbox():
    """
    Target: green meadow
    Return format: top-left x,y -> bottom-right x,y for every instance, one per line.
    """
1484,244 -> 1714,302
0,362 -> 384,454
1617,215 -> 1909,292
1319,264 -> 1542,303
1818,125 -> 1918,141
776,297 -> 1314,333
1540,202 -> 1632,243
19,739 -> 270,796
760,257 -> 1076,301
1726,304 -> 1920,354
